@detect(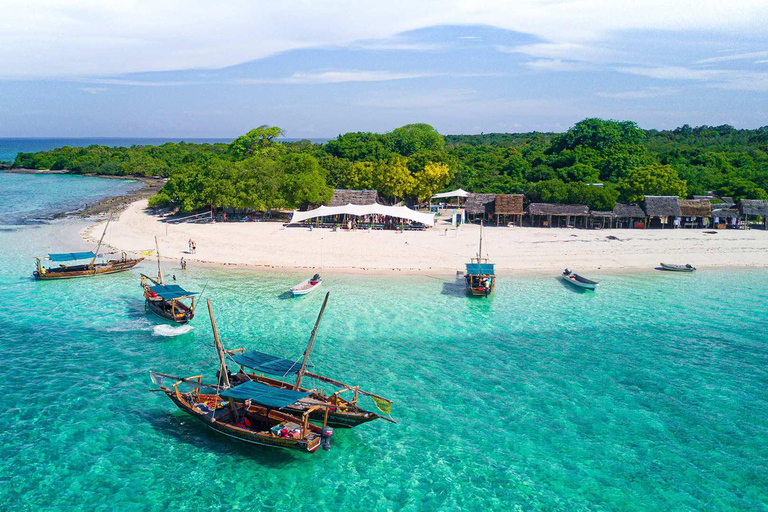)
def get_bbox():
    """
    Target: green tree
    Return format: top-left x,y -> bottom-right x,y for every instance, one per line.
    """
619,164 -> 687,202
227,126 -> 285,159
388,124 -> 445,157
373,157 -> 415,201
280,153 -> 333,208
411,162 -> 452,201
